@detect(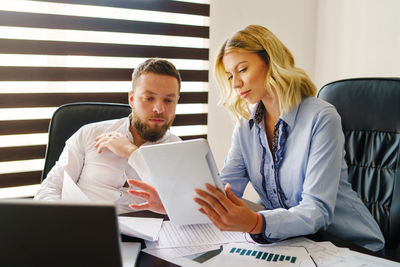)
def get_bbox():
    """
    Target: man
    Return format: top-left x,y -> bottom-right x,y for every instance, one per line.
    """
35,58 -> 181,214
